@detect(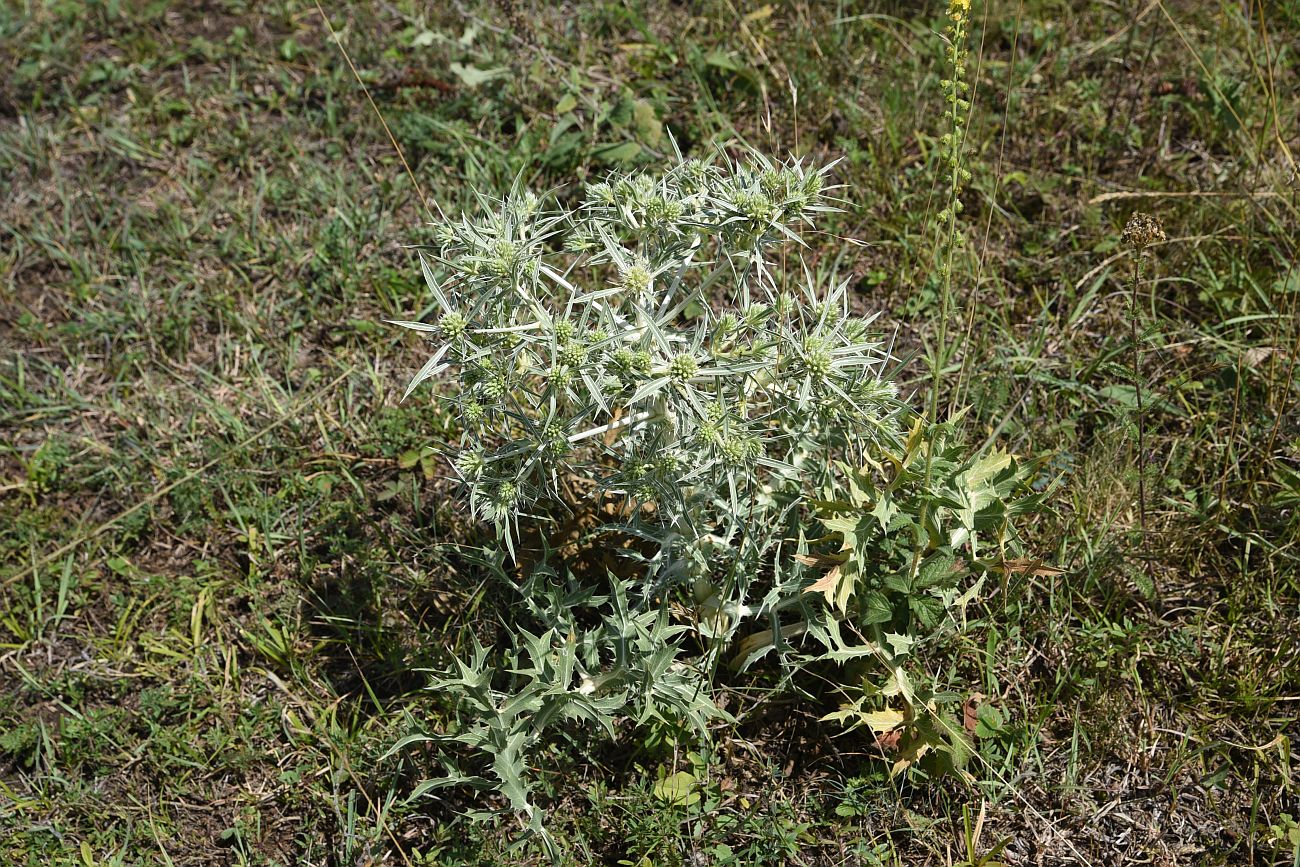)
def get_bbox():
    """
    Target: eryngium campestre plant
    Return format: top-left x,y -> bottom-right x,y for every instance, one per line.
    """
389,151 -> 1046,853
